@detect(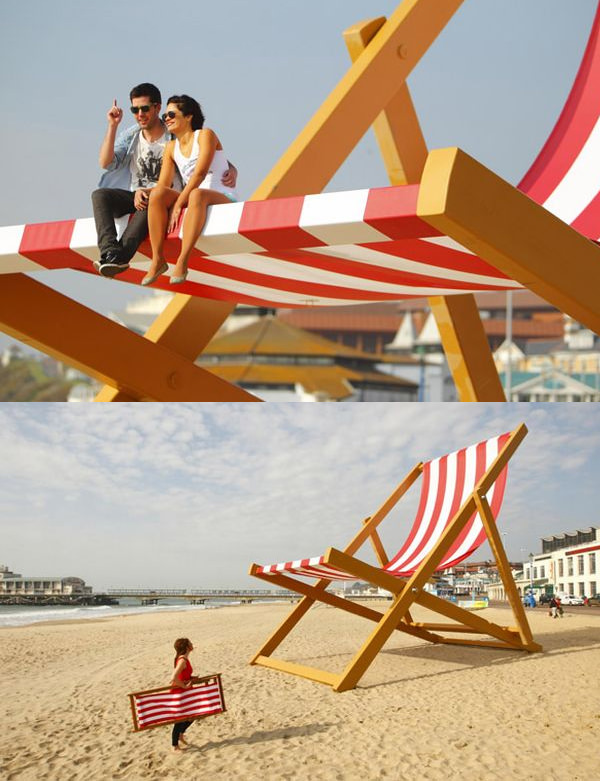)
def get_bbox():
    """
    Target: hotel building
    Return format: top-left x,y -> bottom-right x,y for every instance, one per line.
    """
523,527 -> 599,598
488,527 -> 599,600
